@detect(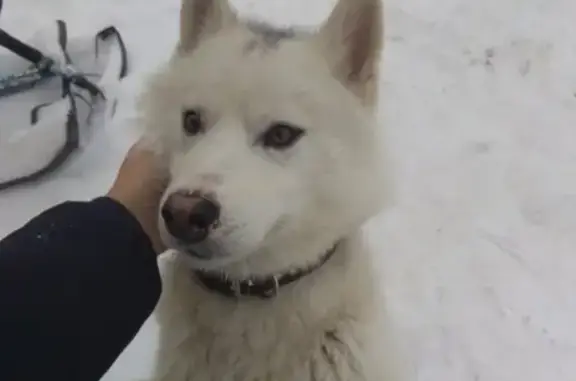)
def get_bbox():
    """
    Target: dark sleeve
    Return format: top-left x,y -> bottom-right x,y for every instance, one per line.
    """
0,196 -> 162,381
